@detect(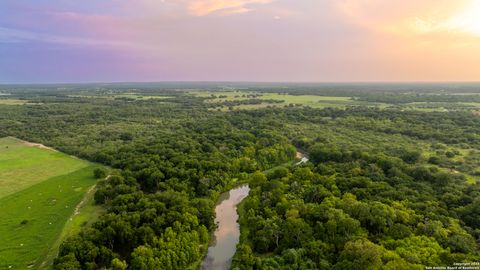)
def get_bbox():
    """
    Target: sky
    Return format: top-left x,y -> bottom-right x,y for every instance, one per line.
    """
1,0 -> 480,83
